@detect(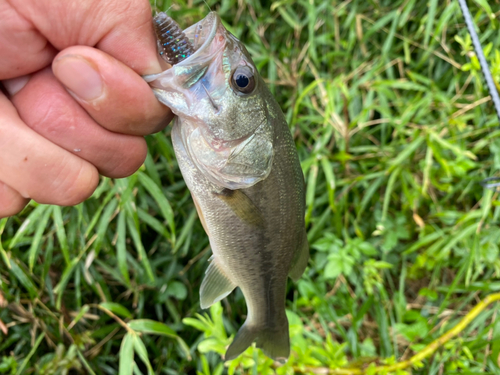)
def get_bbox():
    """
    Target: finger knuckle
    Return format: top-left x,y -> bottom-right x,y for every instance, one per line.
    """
47,158 -> 99,206
105,138 -> 147,178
